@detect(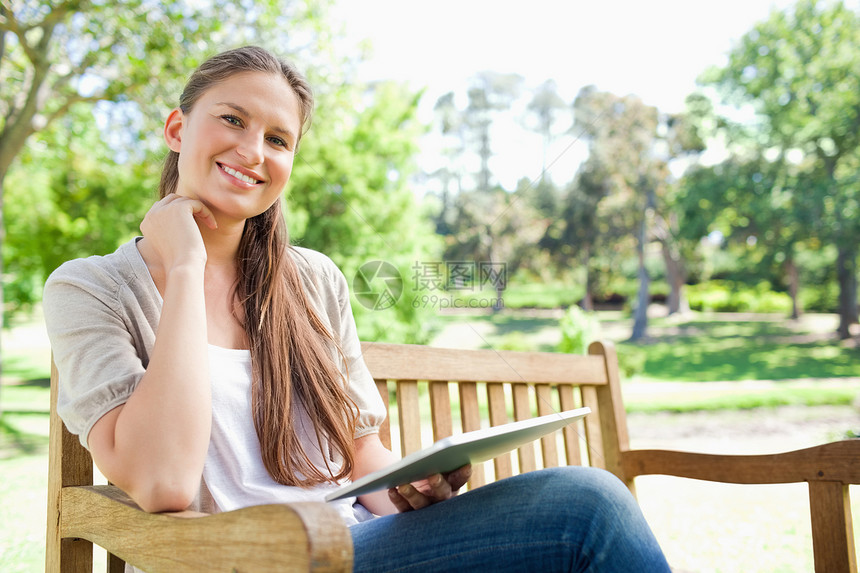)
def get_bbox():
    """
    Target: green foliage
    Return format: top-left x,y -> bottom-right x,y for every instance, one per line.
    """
494,331 -> 534,352
557,305 -> 601,355
4,106 -> 156,315
498,278 -> 584,309
616,346 -> 648,378
443,185 -> 545,282
700,0 -> 860,334
799,283 -> 839,314
686,281 -> 793,313
287,81 -> 442,343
